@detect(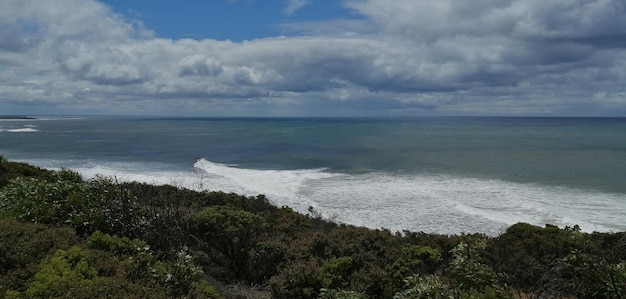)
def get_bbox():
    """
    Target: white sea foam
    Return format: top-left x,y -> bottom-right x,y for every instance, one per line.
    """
190,159 -> 626,235
192,159 -> 338,198
0,119 -> 34,122
23,158 -> 626,236
1,127 -> 38,132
